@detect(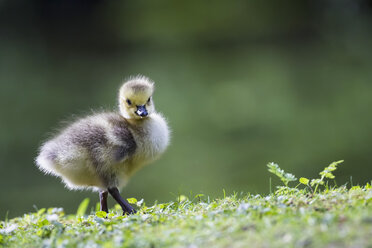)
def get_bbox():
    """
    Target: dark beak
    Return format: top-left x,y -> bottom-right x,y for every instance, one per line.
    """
135,105 -> 148,117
